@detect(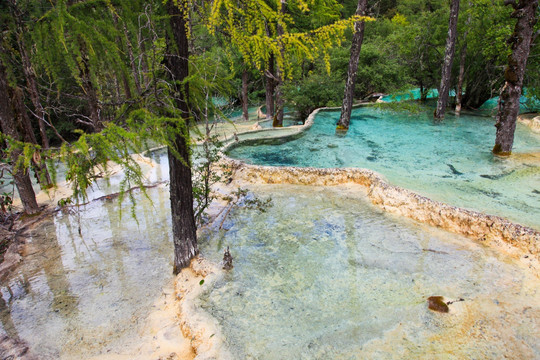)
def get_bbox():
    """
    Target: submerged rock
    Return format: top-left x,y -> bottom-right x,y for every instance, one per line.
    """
427,296 -> 449,313
222,246 -> 233,270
